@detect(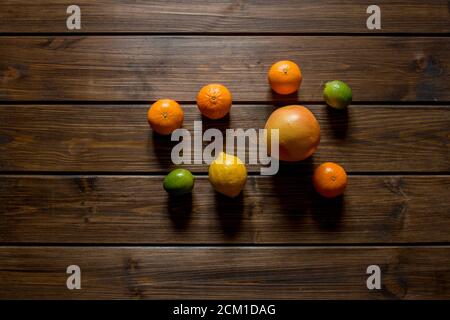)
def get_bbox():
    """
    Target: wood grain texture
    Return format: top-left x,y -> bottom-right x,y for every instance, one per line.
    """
0,36 -> 449,102
0,175 -> 448,244
0,246 -> 449,299
0,0 -> 449,33
0,105 -> 448,172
